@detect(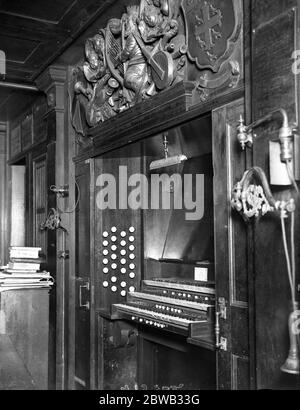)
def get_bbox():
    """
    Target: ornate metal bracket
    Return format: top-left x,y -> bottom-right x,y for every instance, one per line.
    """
231,167 -> 296,221
40,208 -> 67,232
231,167 -> 276,221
